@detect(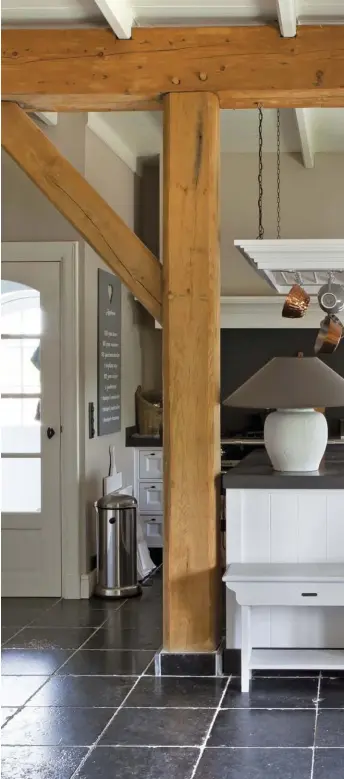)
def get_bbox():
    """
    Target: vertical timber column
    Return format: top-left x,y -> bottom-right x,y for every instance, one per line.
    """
163,92 -> 221,652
